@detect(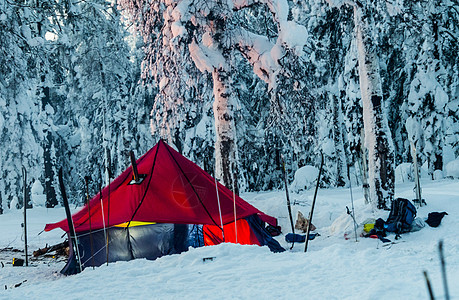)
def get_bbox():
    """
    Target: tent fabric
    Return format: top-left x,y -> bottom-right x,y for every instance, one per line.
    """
61,216 -> 283,275
203,218 -> 261,246
203,215 -> 285,253
45,140 -> 277,233
46,140 -> 284,275
61,223 -> 189,274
